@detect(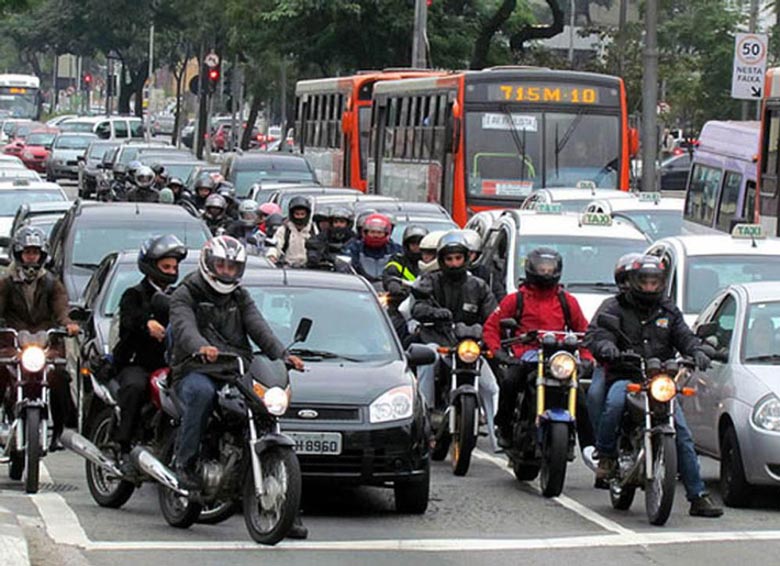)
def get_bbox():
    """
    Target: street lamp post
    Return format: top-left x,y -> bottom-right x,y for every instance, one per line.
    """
641,0 -> 658,193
